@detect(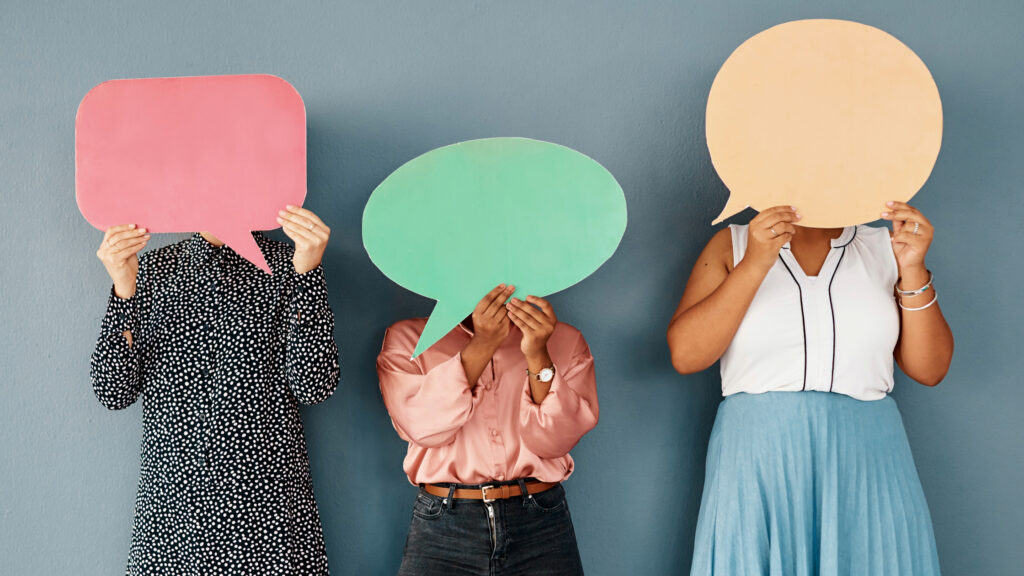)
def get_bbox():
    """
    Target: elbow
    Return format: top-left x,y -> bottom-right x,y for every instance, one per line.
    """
916,368 -> 949,387
670,351 -> 712,375
93,388 -> 138,411
408,429 -> 458,449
